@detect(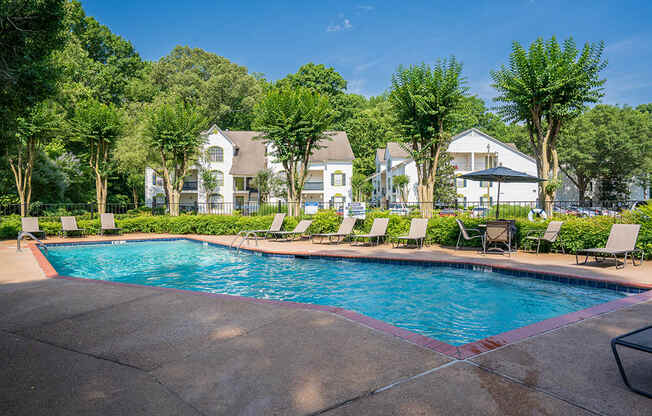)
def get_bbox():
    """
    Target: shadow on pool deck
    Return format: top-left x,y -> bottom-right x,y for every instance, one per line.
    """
1,236 -> 651,415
